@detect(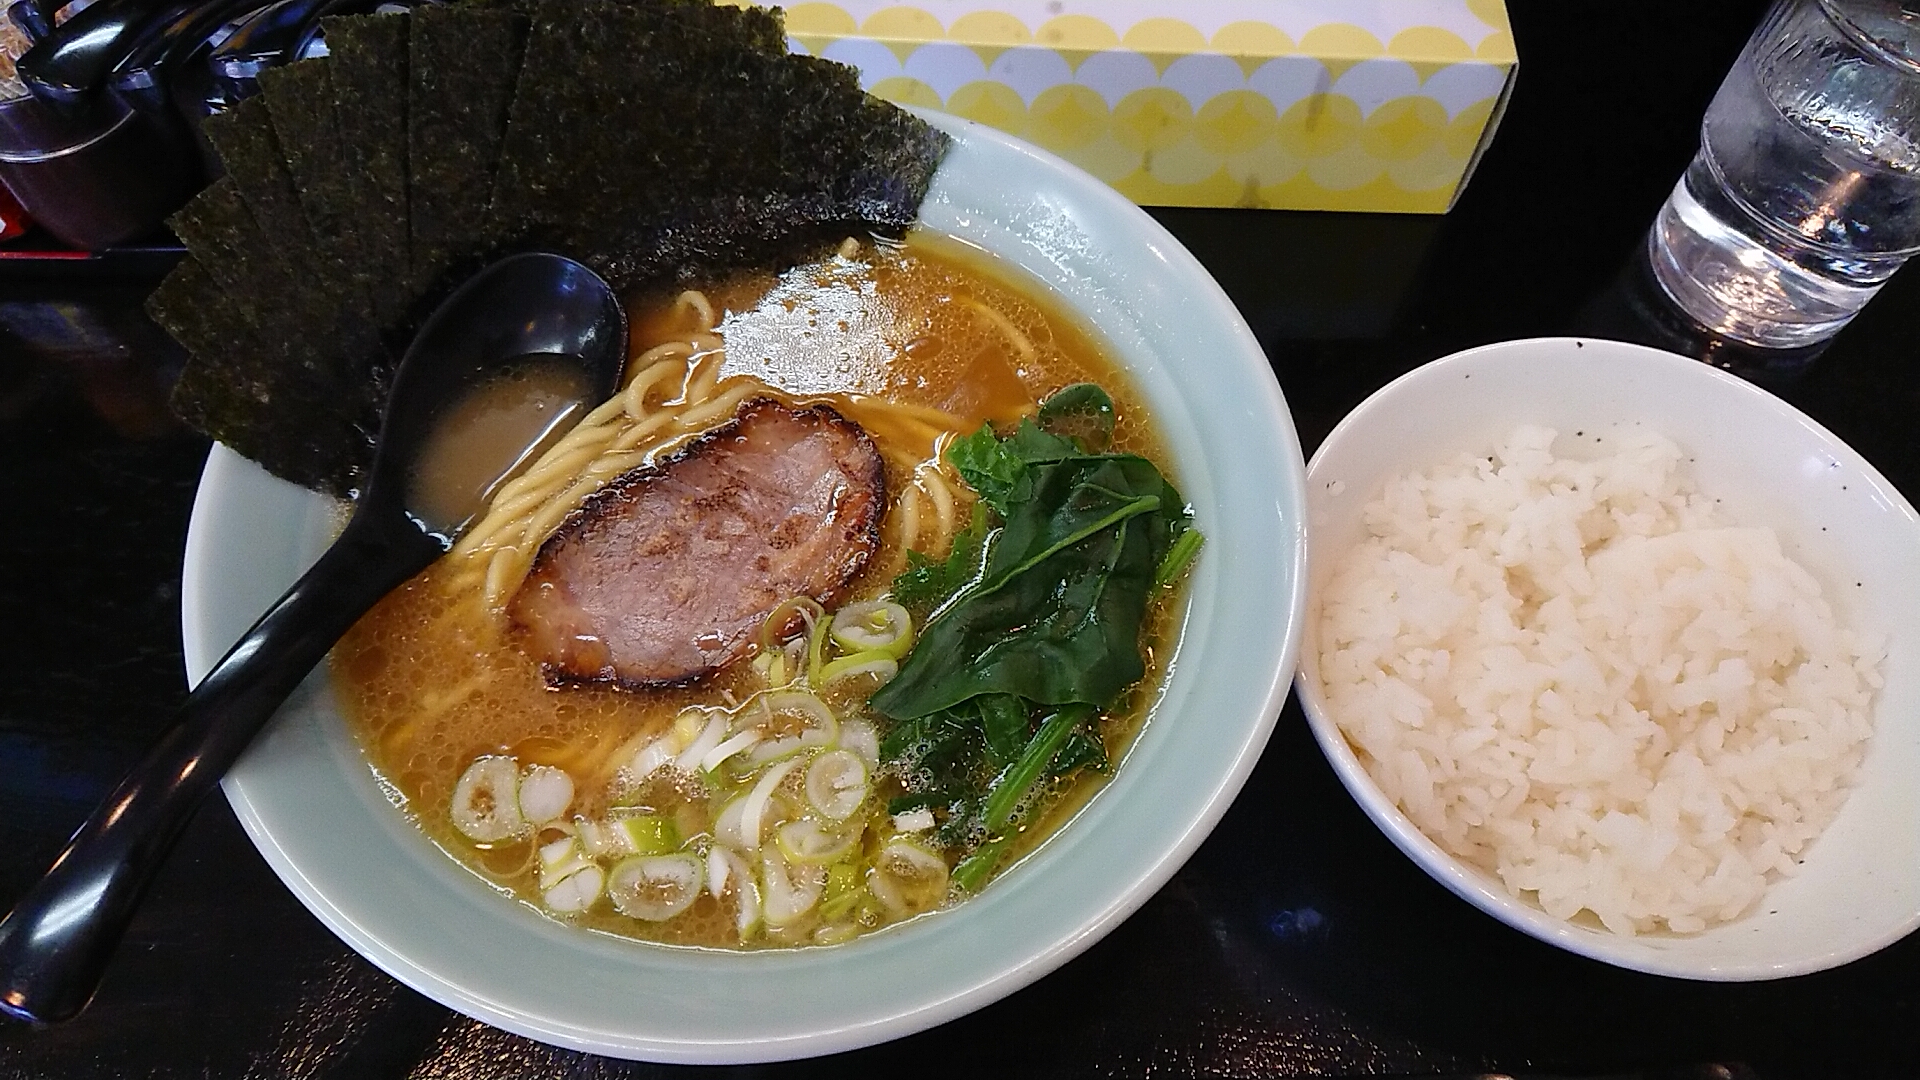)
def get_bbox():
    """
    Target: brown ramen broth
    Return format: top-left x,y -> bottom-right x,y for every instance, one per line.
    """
333,234 -> 1185,948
